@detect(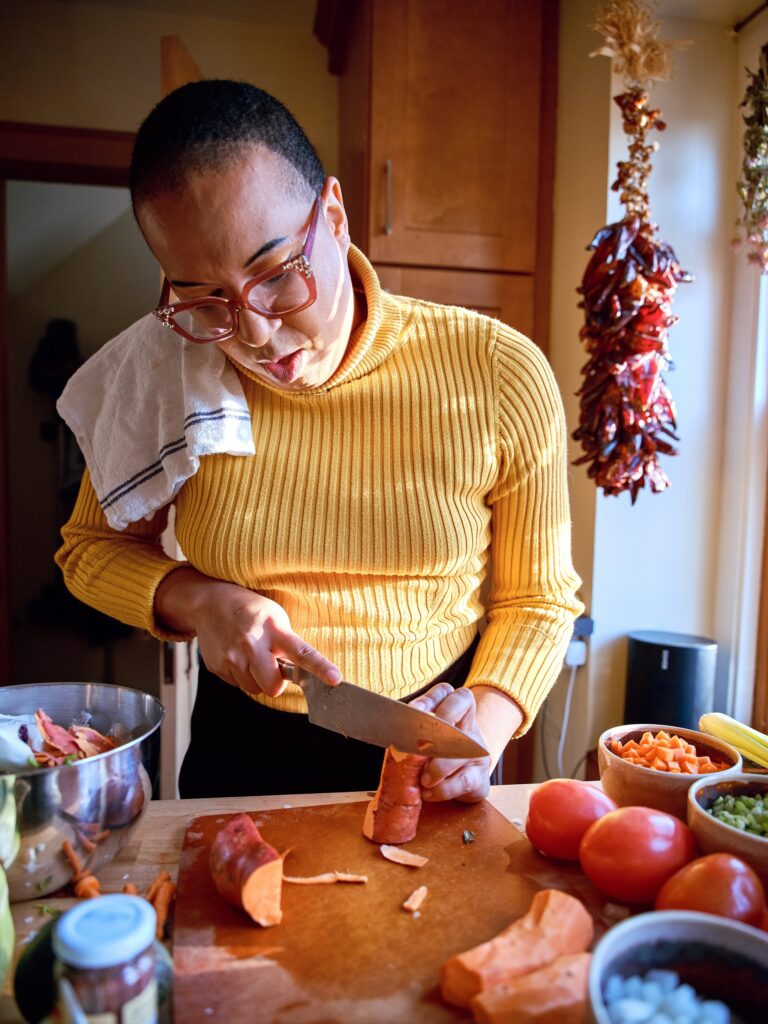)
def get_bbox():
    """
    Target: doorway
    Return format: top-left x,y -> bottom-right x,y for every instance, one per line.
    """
6,178 -> 159,687
0,122 -> 161,693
